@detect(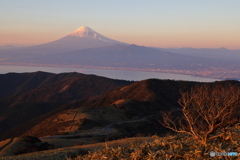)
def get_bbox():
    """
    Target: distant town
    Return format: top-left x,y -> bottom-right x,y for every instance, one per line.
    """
1,62 -> 239,80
